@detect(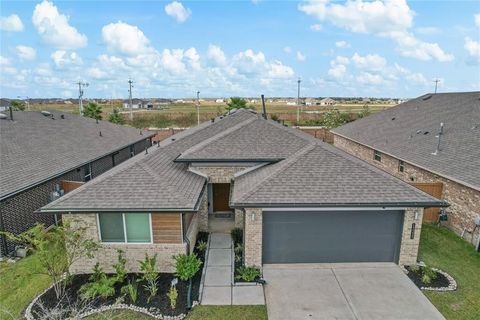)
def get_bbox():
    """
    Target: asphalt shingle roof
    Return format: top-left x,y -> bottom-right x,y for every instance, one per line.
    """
0,110 -> 154,200
332,92 -> 480,190
40,108 -> 445,212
